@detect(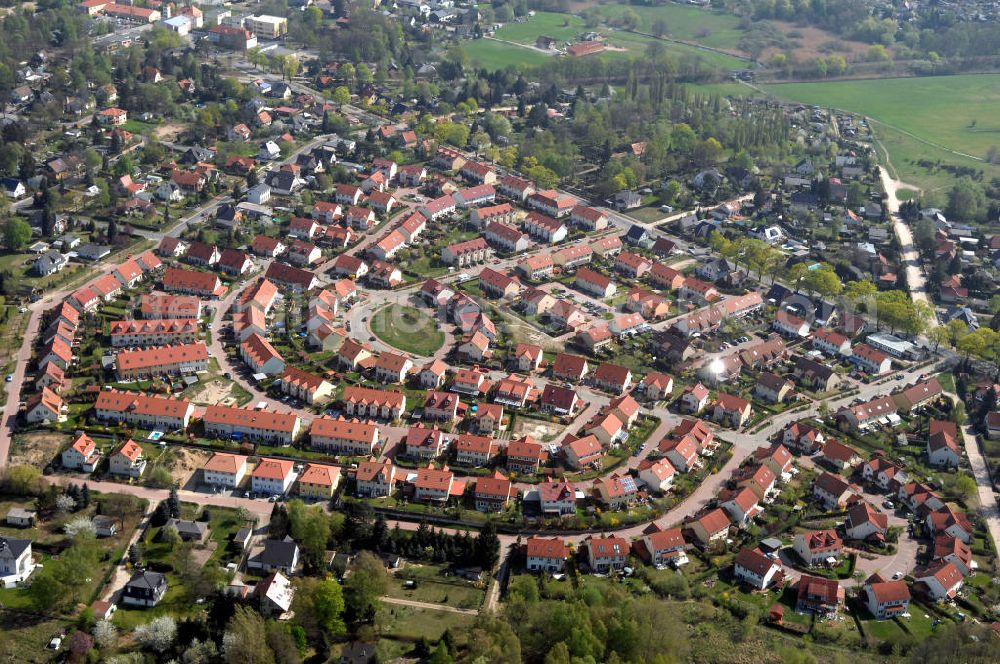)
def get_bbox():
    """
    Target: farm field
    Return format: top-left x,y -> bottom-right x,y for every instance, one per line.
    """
370,304 -> 444,356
